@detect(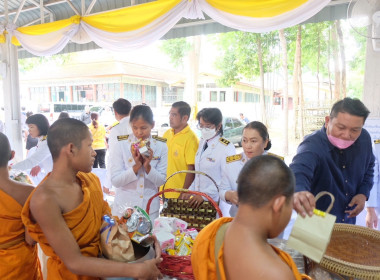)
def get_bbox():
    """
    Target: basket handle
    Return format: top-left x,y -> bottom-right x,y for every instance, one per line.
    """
161,170 -> 219,201
315,191 -> 335,213
146,188 -> 223,218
